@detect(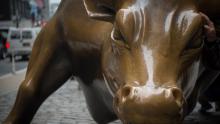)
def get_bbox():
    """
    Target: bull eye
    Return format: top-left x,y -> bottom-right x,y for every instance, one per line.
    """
111,26 -> 130,50
184,28 -> 203,51
184,36 -> 203,50
112,26 -> 126,43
